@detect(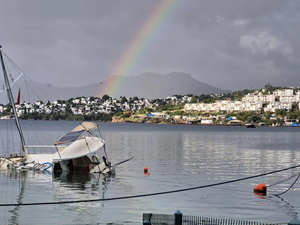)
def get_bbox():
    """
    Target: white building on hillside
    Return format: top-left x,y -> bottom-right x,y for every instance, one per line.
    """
273,89 -> 294,96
